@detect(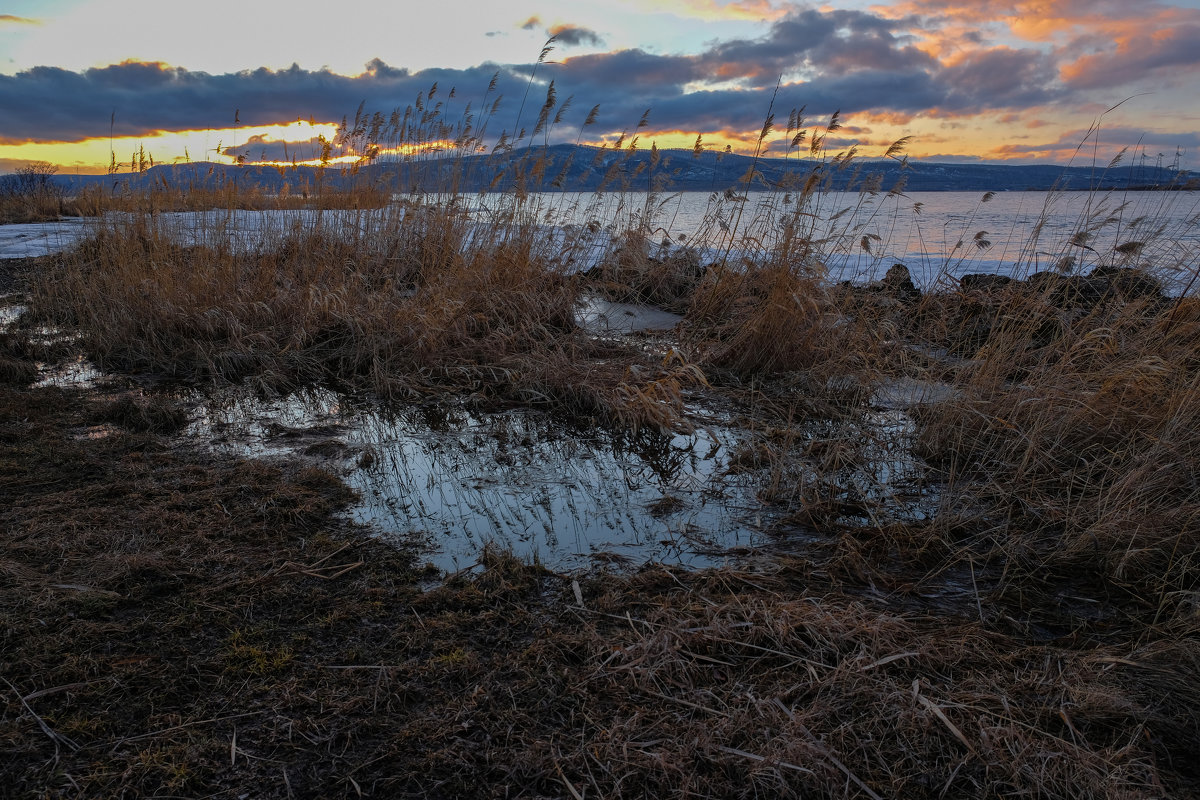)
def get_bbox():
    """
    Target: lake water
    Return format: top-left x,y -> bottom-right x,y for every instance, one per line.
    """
3,190 -> 1197,291
474,189 -> 1200,290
